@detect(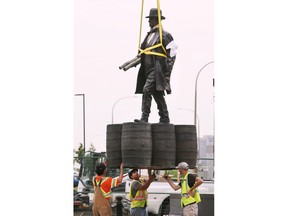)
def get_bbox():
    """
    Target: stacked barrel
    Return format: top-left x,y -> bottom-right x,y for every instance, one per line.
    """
106,122 -> 197,169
